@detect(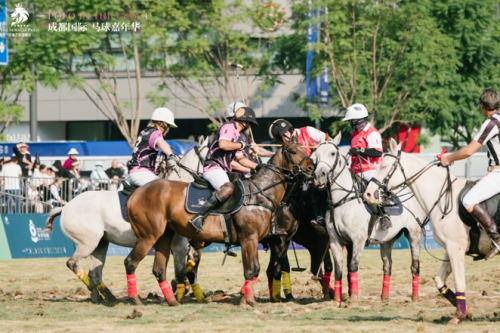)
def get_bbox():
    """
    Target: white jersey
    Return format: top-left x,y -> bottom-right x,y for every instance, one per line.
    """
473,113 -> 500,166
